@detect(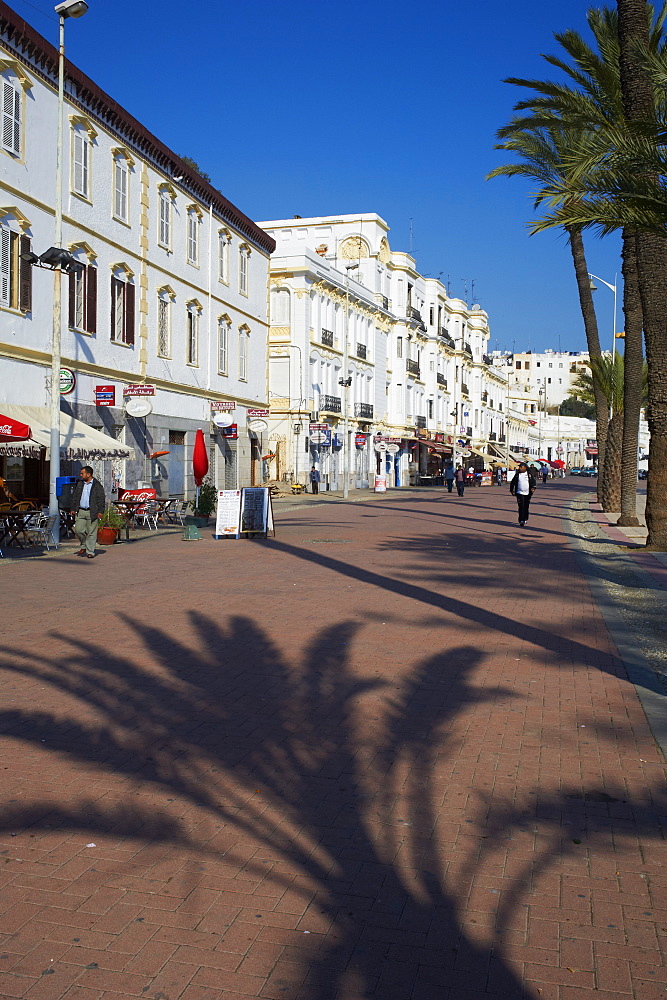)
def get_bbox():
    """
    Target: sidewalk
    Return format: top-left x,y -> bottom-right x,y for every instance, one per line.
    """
0,481 -> 664,1000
